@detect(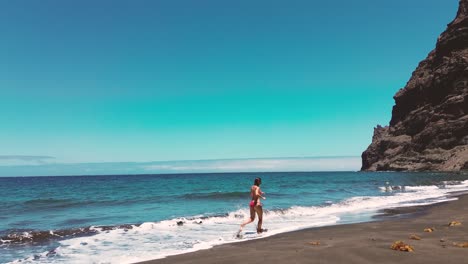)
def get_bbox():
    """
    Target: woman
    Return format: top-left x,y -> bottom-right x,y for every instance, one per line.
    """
239,177 -> 266,234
